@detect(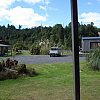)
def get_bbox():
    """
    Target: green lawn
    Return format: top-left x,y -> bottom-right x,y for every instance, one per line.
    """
0,62 -> 100,100
12,50 -> 31,56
